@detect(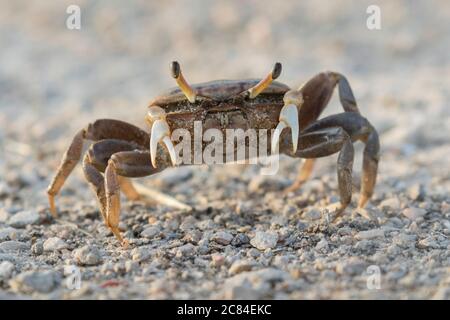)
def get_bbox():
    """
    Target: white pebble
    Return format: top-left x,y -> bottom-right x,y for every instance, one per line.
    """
43,237 -> 68,252
0,261 -> 14,280
379,197 -> 401,211
250,231 -> 278,250
8,210 -> 39,228
140,226 -> 160,239
402,207 -> 426,220
315,238 -> 329,251
73,245 -> 102,266
355,229 -> 385,240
